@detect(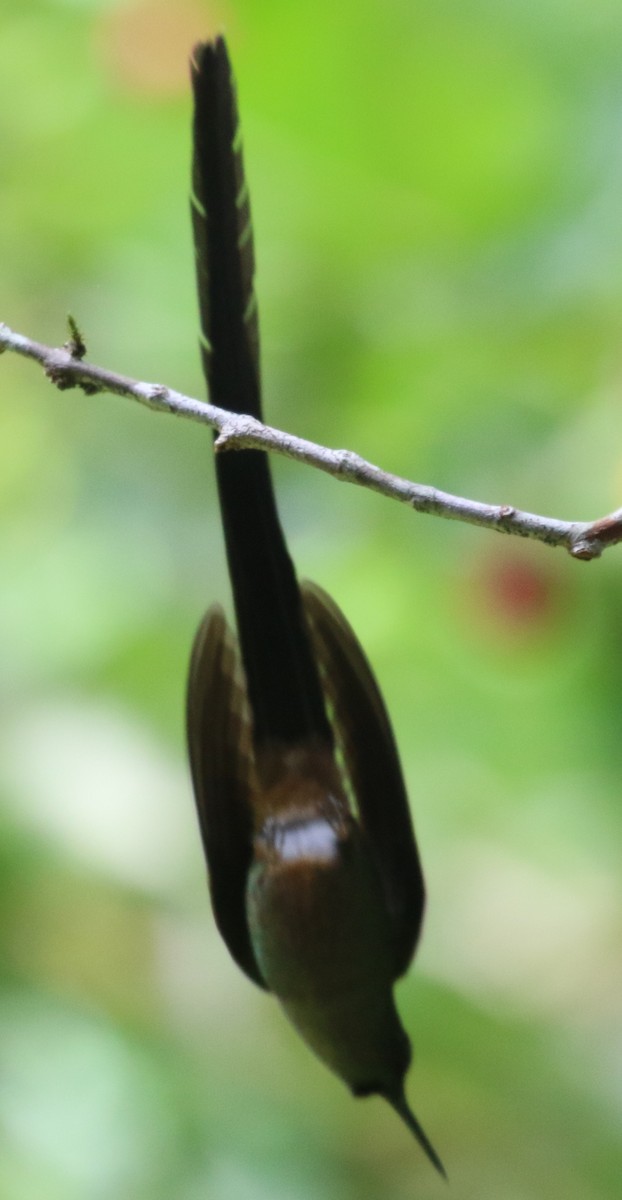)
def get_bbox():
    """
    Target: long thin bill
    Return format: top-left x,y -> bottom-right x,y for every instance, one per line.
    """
386,1089 -> 447,1180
